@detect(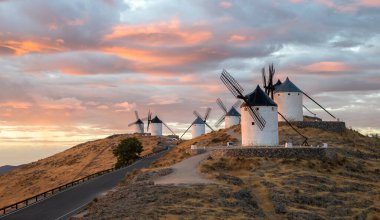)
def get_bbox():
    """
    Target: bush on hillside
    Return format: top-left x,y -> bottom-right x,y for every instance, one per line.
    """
113,138 -> 143,168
